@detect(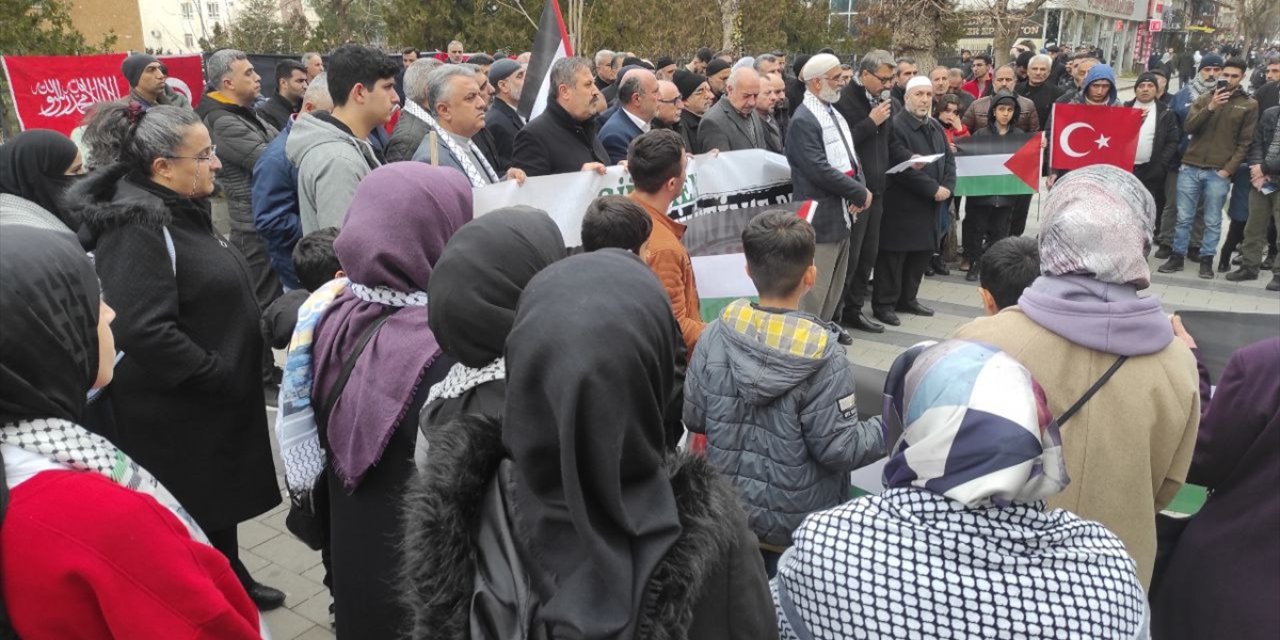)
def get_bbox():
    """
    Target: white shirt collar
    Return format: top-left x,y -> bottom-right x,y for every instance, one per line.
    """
623,107 -> 652,133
